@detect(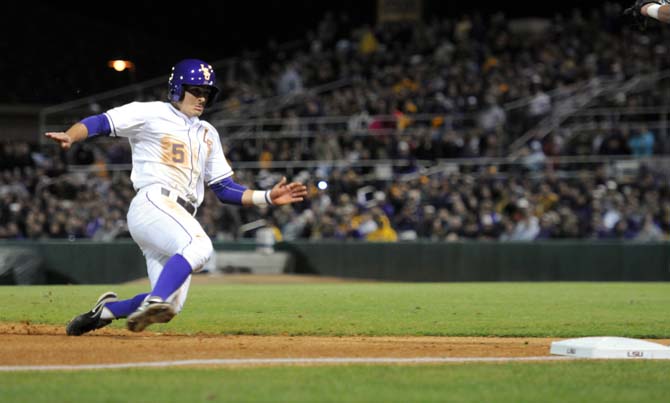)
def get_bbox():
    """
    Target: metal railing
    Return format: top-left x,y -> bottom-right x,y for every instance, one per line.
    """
208,77 -> 354,122
57,103 -> 670,167
64,154 -> 670,185
508,69 -> 670,156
